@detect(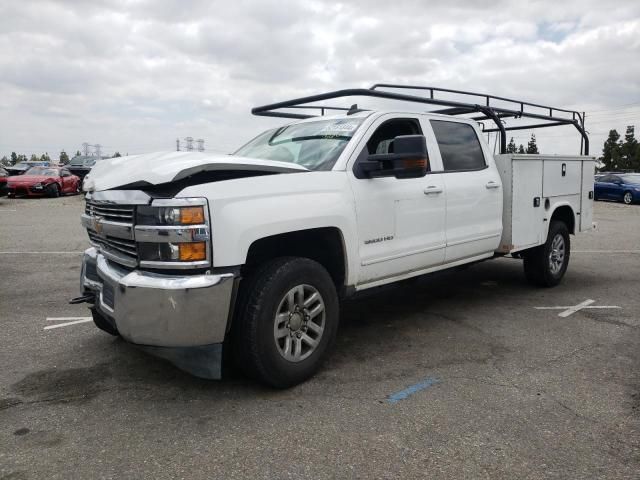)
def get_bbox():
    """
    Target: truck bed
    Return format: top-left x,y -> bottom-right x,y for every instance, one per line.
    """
494,154 -> 595,254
